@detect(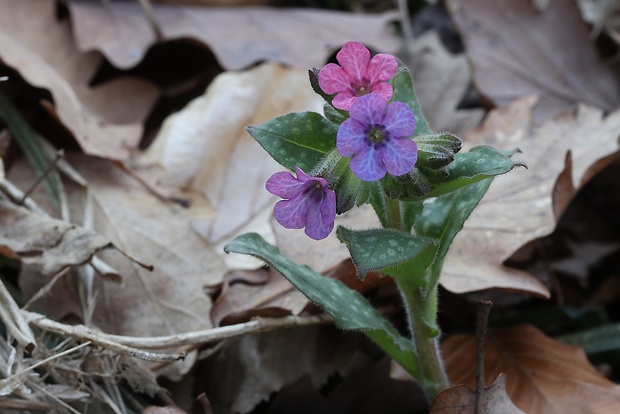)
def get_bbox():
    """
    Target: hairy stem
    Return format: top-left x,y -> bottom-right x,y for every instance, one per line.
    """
397,280 -> 449,401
